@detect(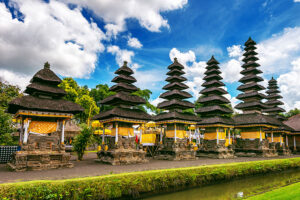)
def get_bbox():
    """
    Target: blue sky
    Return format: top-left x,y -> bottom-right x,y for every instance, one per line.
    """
1,0 -> 300,111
